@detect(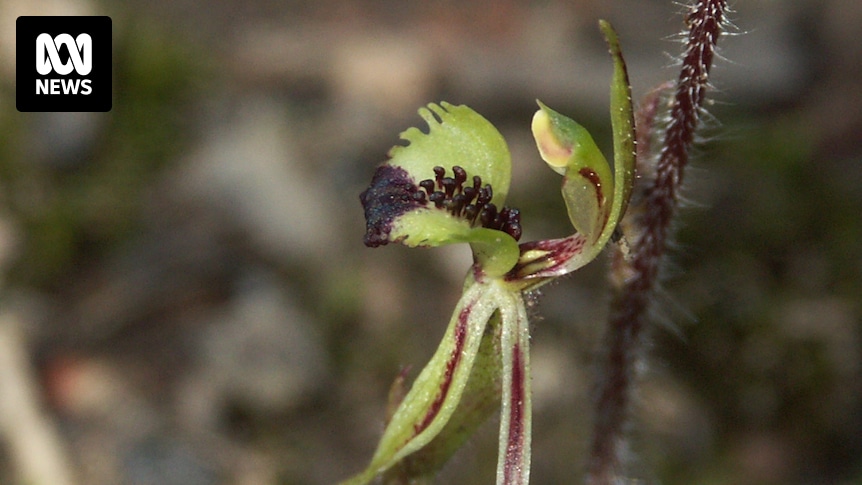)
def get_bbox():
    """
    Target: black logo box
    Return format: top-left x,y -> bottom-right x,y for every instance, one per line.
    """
16,16 -> 112,112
